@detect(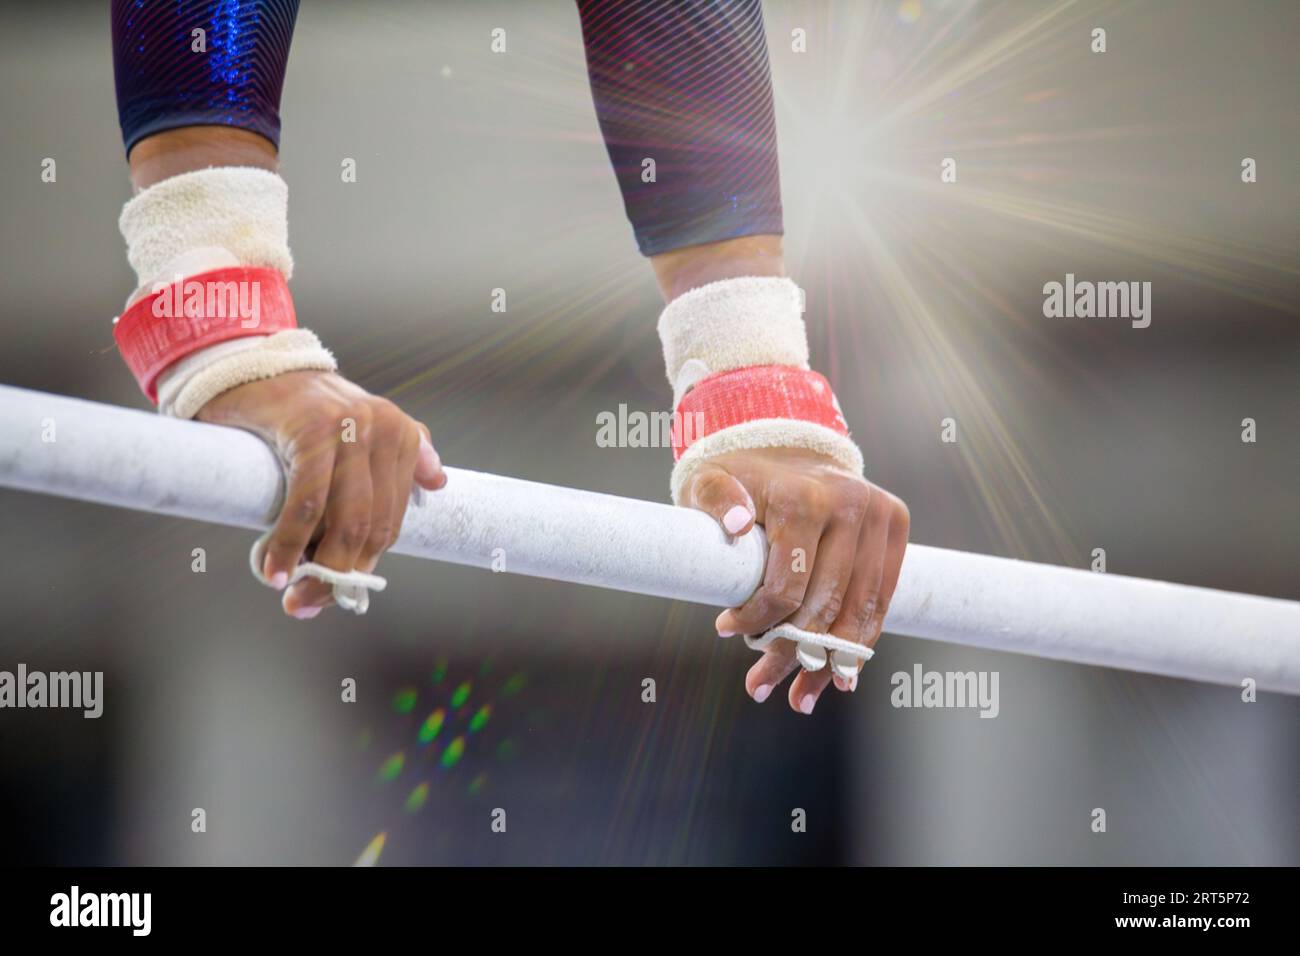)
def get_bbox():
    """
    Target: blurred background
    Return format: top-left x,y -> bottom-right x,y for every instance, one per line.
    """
0,0 -> 1296,865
